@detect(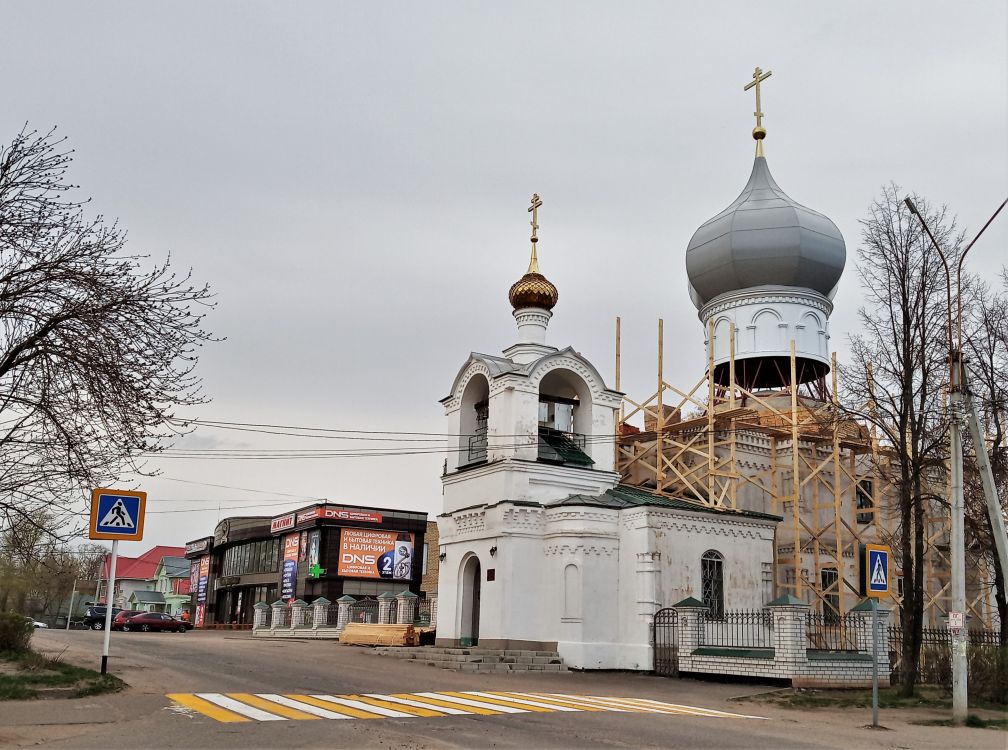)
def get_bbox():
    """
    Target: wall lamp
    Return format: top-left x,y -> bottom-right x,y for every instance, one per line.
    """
489,545 -> 497,557
438,550 -> 446,562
